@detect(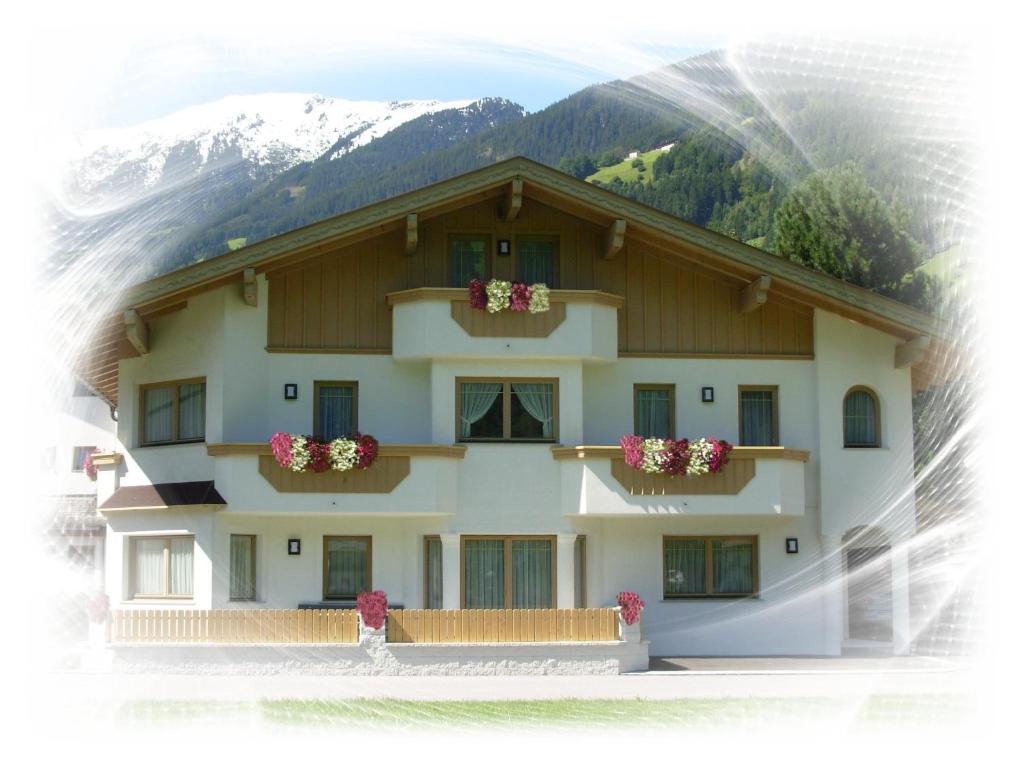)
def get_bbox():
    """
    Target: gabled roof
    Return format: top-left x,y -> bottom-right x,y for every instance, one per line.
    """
118,156 -> 938,336
85,156 -> 942,404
